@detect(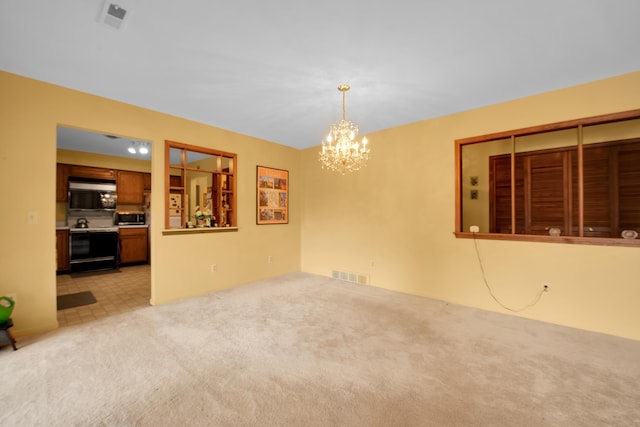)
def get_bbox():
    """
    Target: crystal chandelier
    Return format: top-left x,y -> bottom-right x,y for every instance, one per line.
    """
319,84 -> 369,174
